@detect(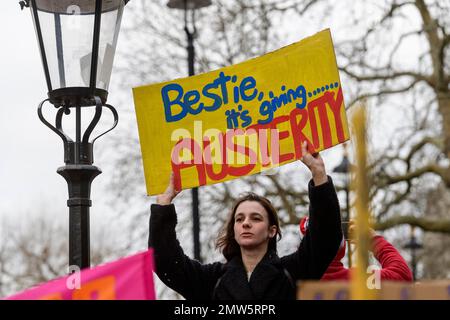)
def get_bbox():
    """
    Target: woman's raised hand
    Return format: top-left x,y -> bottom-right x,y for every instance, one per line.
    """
156,172 -> 181,205
300,141 -> 328,186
